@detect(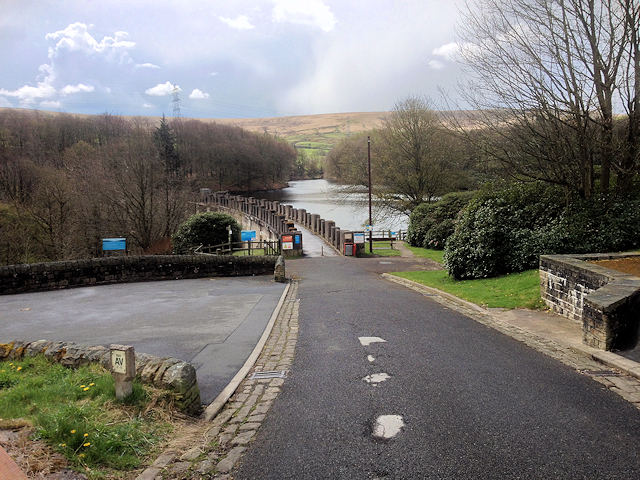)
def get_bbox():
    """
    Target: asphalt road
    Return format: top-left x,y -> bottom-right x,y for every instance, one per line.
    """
0,276 -> 287,404
236,256 -> 640,479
